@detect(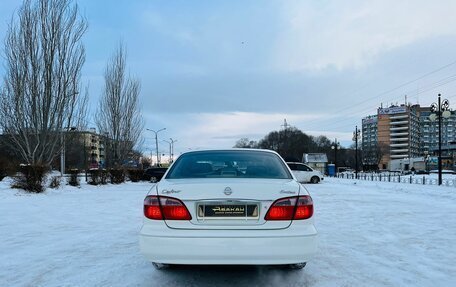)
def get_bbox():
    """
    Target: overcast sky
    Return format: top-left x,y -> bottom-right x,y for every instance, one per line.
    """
2,0 -> 456,157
